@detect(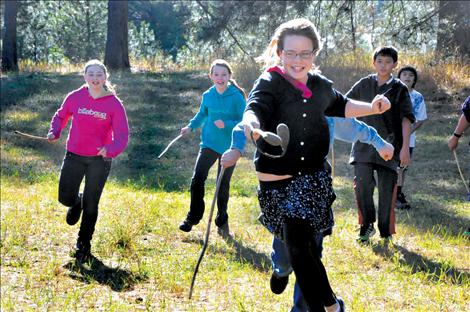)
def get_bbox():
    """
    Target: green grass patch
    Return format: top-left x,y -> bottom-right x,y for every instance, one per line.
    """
1,72 -> 469,311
